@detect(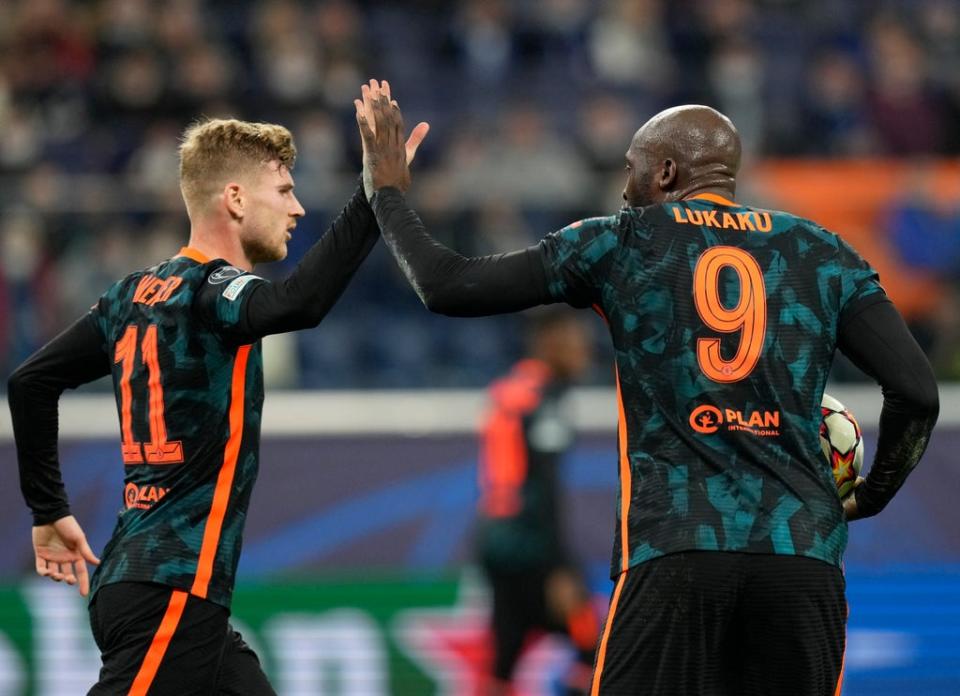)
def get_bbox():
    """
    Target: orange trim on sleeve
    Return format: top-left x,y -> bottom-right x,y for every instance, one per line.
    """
191,344 -> 251,598
688,192 -> 738,207
614,368 -> 632,572
590,571 -> 627,696
127,590 -> 188,696
176,246 -> 212,264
